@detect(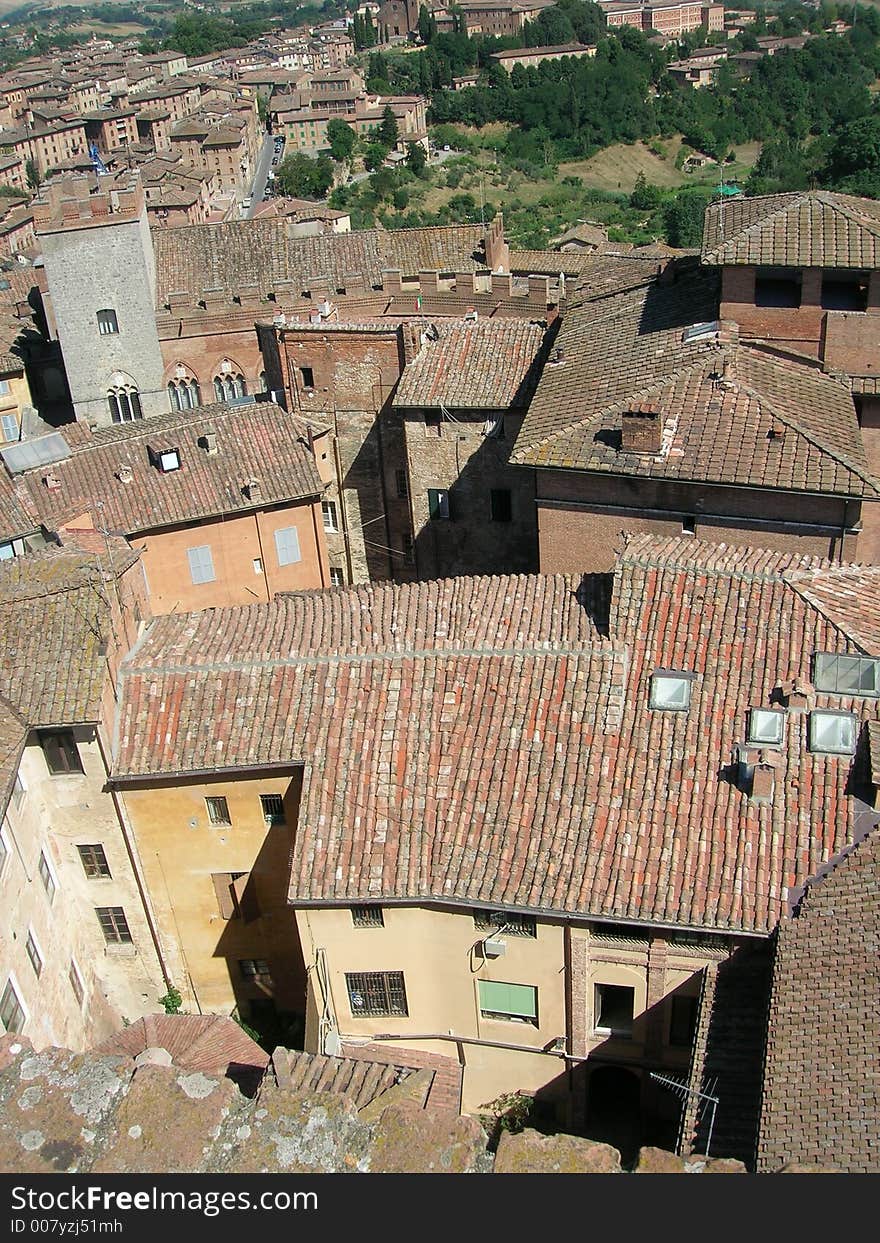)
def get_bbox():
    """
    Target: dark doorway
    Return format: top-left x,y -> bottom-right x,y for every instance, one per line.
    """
585,1065 -> 642,1164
